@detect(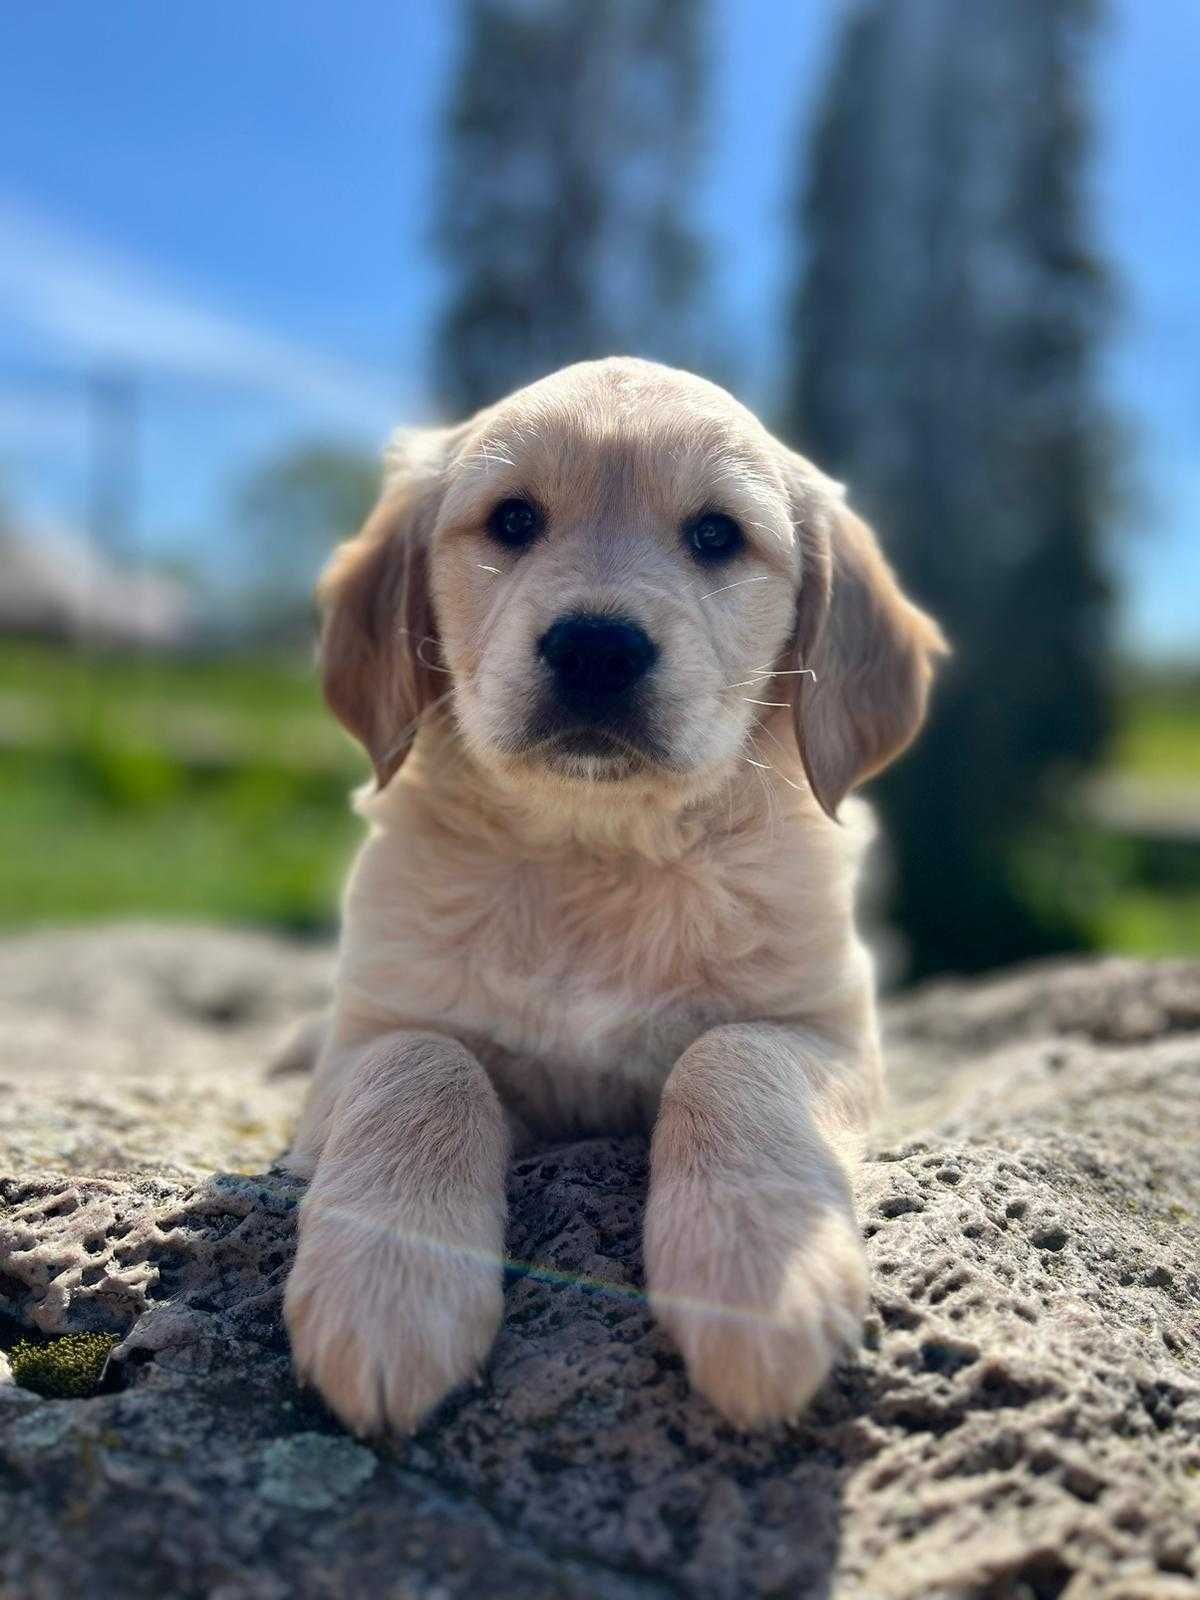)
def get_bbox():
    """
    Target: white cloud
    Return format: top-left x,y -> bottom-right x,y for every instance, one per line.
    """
0,195 -> 401,436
